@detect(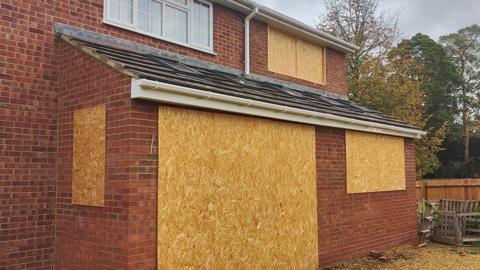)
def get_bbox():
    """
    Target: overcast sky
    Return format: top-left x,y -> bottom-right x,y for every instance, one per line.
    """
254,0 -> 480,41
